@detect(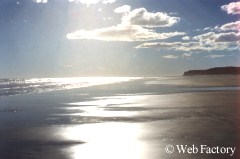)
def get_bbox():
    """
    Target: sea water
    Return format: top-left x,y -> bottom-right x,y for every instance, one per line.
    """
0,77 -> 141,96
0,75 -> 239,97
